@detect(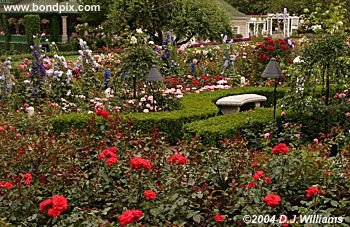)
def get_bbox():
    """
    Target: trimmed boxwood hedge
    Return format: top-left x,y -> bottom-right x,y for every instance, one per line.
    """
184,107 -> 282,146
49,86 -> 288,143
